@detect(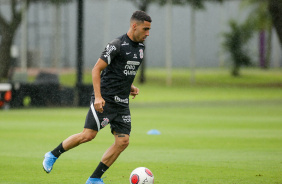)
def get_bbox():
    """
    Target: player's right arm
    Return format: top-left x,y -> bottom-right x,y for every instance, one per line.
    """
94,39 -> 119,112
92,58 -> 108,113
